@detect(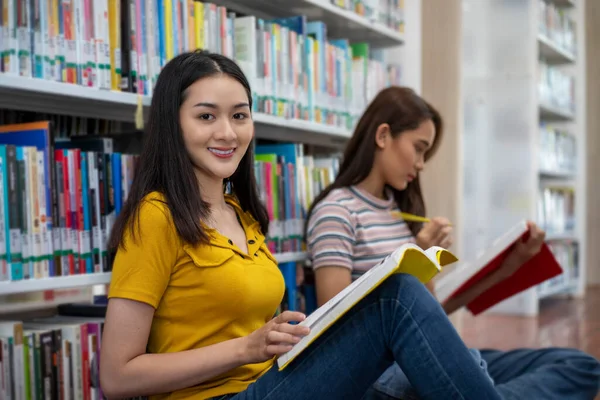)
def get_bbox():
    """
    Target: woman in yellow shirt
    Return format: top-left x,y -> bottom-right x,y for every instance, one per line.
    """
99,50 -> 505,400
